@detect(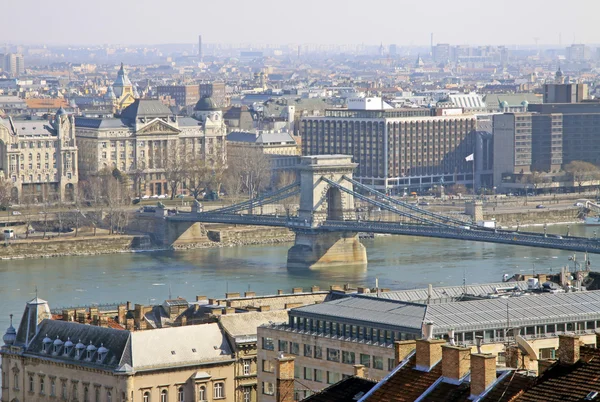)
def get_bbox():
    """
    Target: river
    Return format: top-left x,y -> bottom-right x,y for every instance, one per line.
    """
0,223 -> 597,332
